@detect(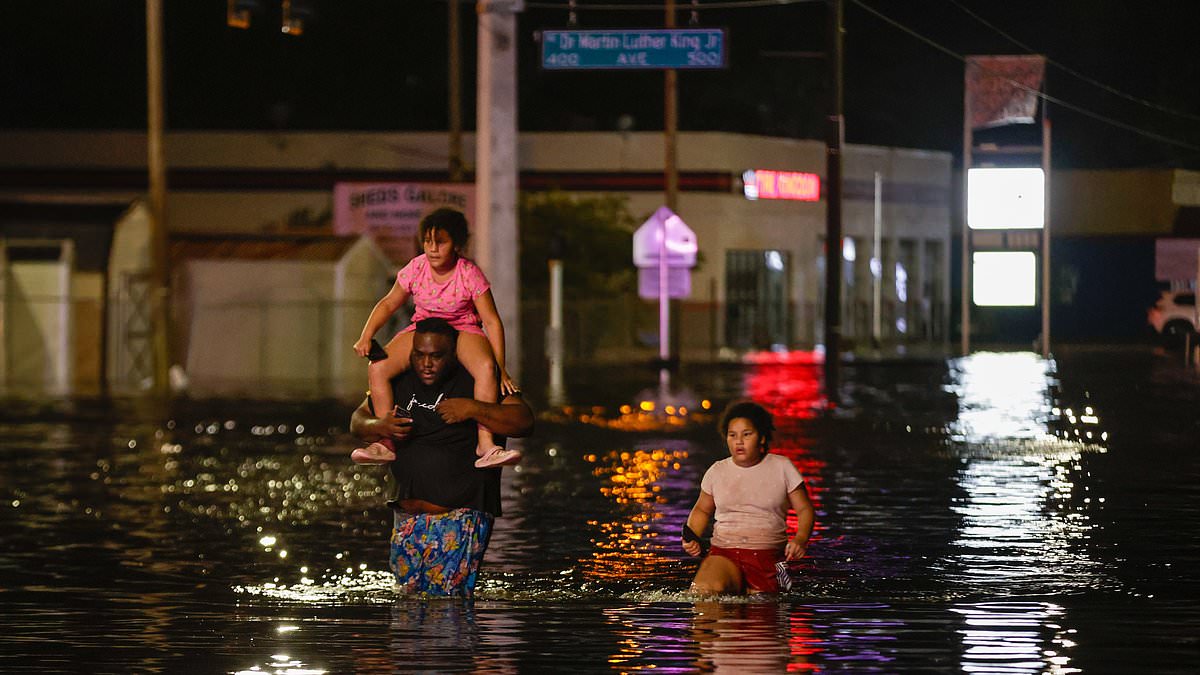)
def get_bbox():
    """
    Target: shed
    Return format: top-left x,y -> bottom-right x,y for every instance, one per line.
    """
169,233 -> 392,399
